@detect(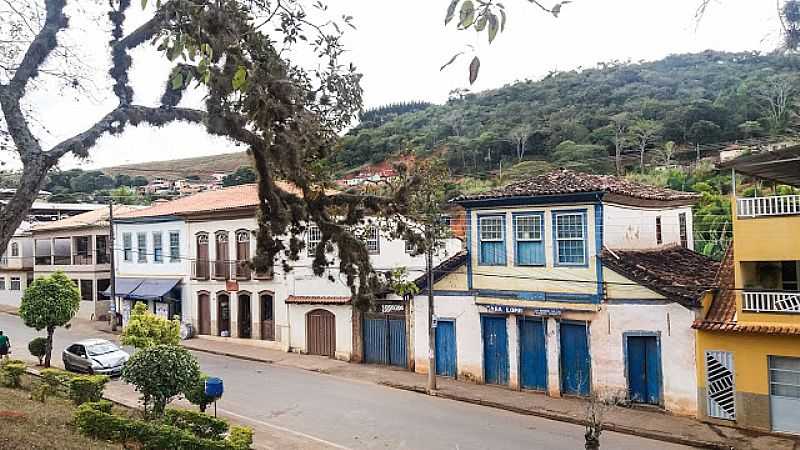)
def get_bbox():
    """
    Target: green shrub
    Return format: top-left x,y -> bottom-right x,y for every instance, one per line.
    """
122,344 -> 200,418
68,374 -> 110,405
31,368 -> 75,402
0,361 -> 26,388
28,337 -> 48,365
75,402 -> 253,450
185,373 -> 216,413
164,408 -> 228,439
